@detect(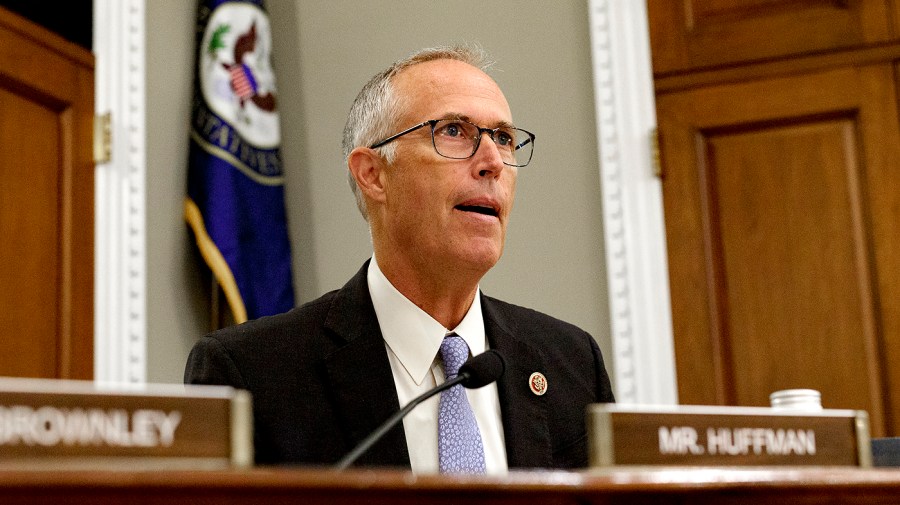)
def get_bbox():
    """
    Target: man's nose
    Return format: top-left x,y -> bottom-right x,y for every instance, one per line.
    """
472,132 -> 504,178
